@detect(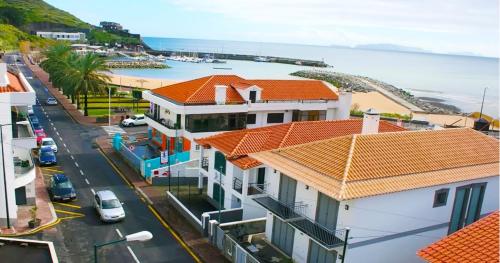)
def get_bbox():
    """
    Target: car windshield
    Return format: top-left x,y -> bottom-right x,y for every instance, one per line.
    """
102,199 -> 121,209
56,181 -> 72,189
131,116 -> 137,120
42,140 -> 54,145
41,151 -> 54,157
